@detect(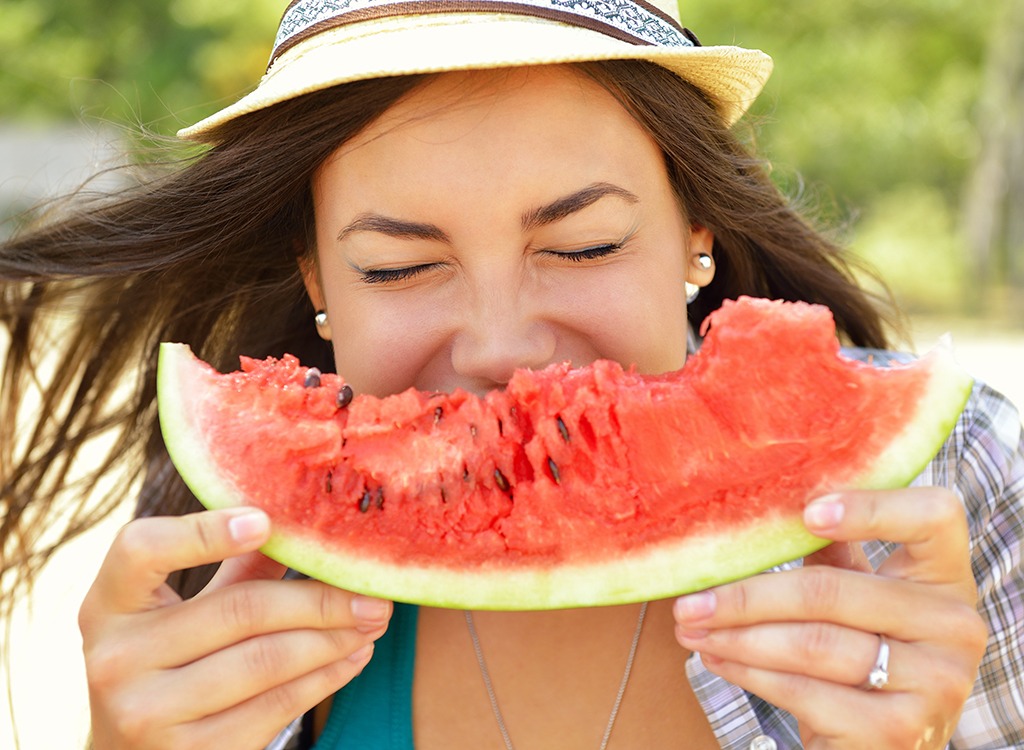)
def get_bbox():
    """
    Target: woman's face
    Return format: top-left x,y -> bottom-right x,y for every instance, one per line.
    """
305,66 -> 714,398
